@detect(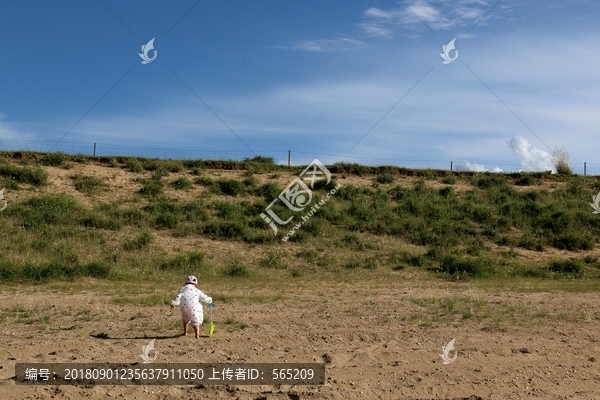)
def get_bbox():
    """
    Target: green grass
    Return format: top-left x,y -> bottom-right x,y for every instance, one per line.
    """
0,260 -> 111,283
405,292 -> 598,326
1,151 -> 600,288
259,251 -> 286,269
375,173 -> 395,184
40,152 -> 71,167
170,177 -> 193,190
0,163 -> 47,186
123,231 -> 153,251
71,174 -> 107,194
214,179 -> 246,196
223,316 -> 249,332
138,179 -> 164,197
222,261 -> 249,277
125,158 -> 144,173
159,252 -> 205,271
